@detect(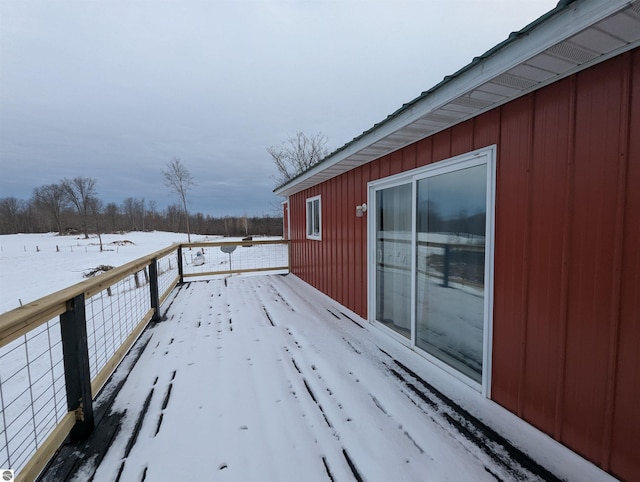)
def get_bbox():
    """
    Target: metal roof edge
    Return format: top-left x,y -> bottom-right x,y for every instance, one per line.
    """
274,0 -> 633,197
